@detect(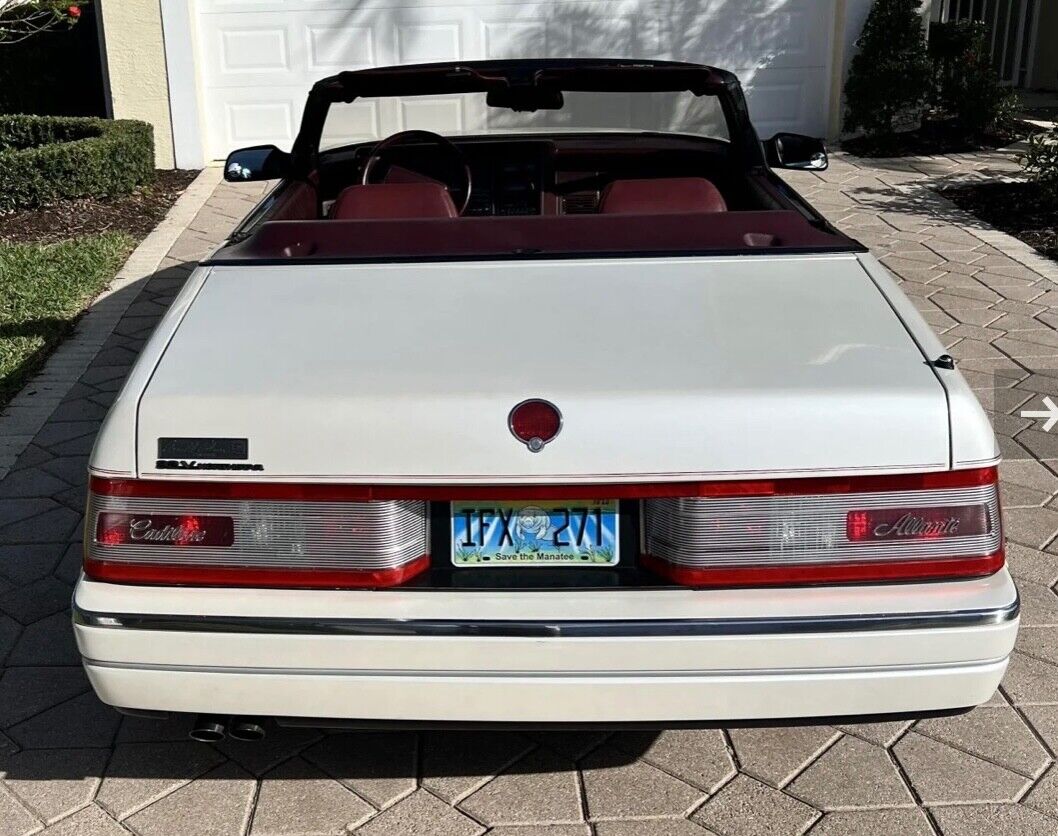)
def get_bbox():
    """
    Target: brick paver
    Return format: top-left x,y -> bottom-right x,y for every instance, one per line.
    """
1,150 -> 1057,834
